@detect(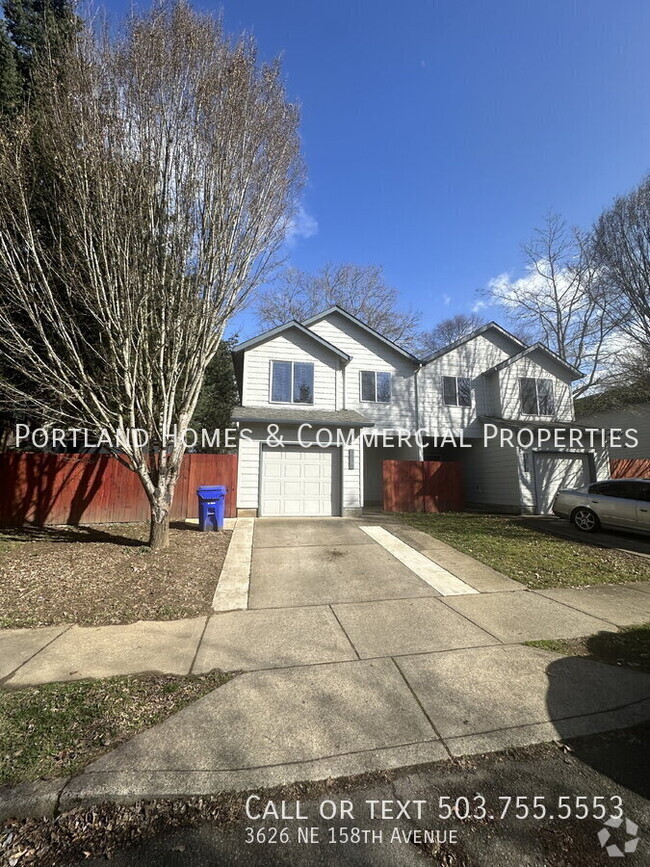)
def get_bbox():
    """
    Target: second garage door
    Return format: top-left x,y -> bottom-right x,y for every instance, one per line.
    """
260,446 -> 341,517
533,452 -> 590,514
